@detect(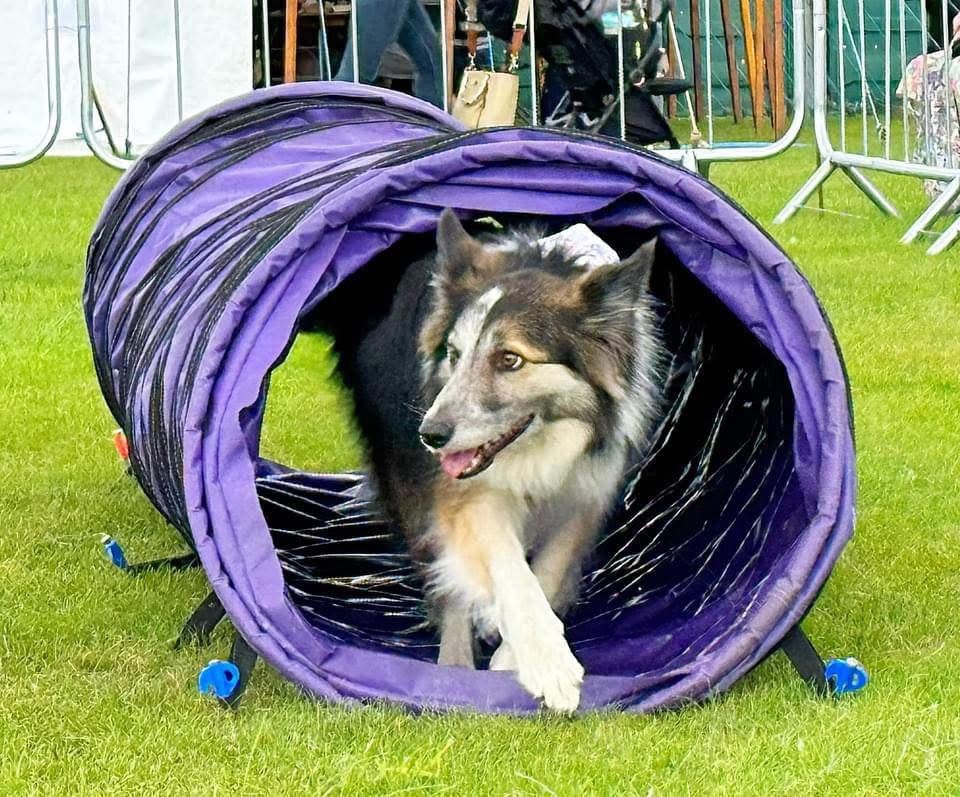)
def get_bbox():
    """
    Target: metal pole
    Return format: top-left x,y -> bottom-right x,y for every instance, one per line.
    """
666,11 -> 701,139
125,0 -> 133,154
617,0 -> 626,140
897,0 -> 907,160
857,0 -> 867,153
0,0 -> 62,169
439,0 -> 449,112
837,0 -> 846,151
261,0 -> 271,86
77,0 -> 134,168
173,0 -> 183,120
883,0 -> 890,159
919,0 -> 930,157
351,0 -> 360,83
941,0 -> 953,168
774,0 -> 835,221
901,175 -> 960,242
927,213 -> 960,254
705,0 -> 715,144
528,0 -> 538,125
318,0 -> 331,80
